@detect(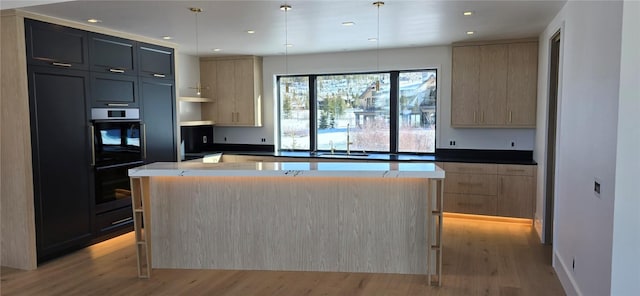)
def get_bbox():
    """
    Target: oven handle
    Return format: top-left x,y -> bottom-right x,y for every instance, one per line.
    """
141,123 -> 147,160
90,124 -> 96,167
